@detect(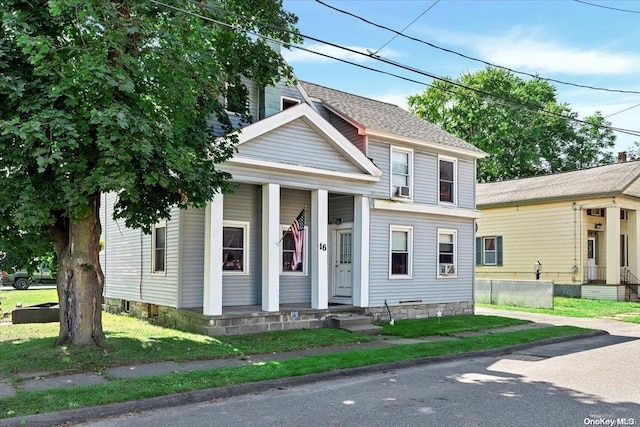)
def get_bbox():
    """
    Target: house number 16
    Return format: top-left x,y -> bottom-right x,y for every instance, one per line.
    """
319,243 -> 327,251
